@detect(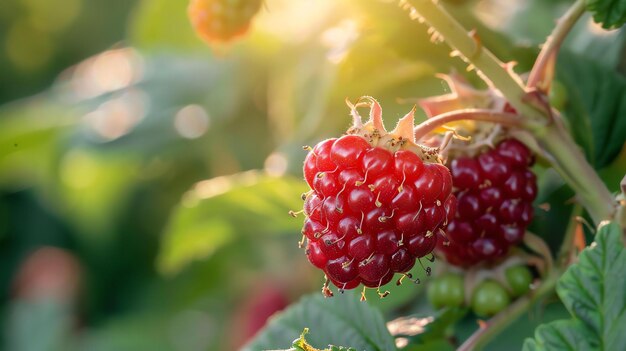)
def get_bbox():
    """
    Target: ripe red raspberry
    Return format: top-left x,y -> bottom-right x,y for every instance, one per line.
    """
439,138 -> 537,266
188,0 -> 262,44
299,98 -> 456,294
